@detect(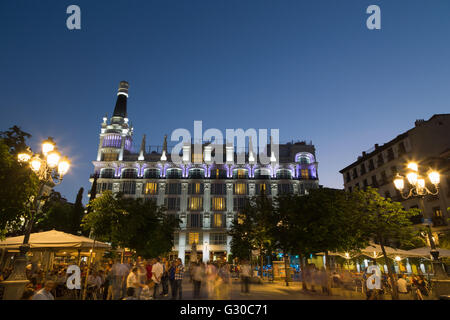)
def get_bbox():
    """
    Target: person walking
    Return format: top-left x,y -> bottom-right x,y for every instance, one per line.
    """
136,262 -> 147,299
192,262 -> 204,299
126,267 -> 143,299
172,258 -> 184,300
161,257 -> 170,296
217,263 -> 231,299
240,260 -> 251,295
169,260 -> 176,298
152,258 -> 164,299
206,262 -> 218,298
